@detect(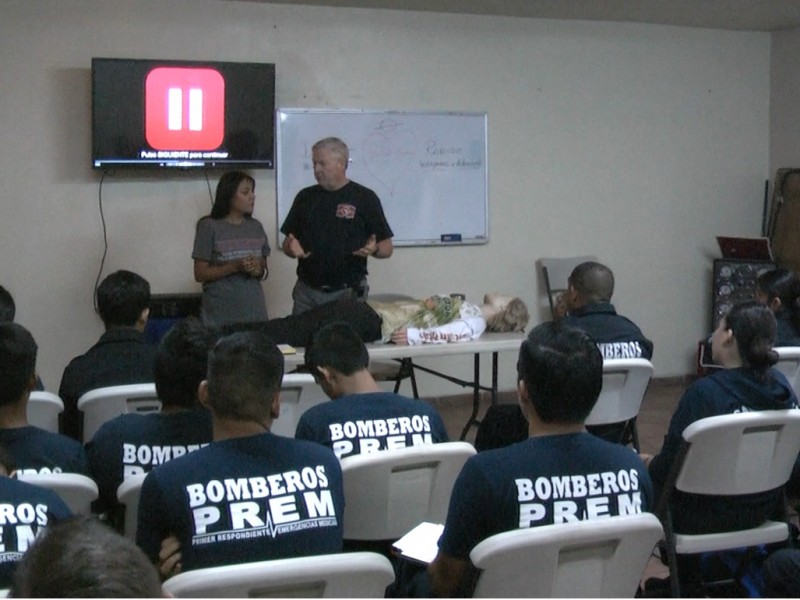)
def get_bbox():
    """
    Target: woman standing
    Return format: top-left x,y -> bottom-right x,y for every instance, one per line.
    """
193,171 -> 270,325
